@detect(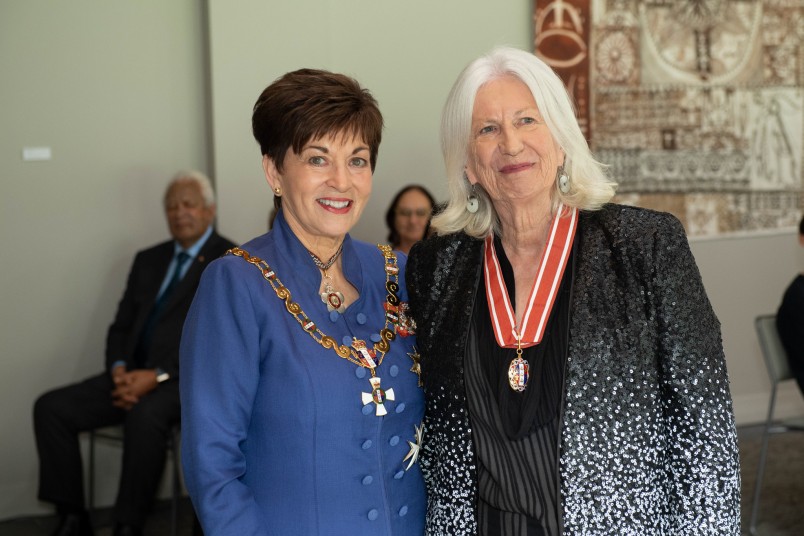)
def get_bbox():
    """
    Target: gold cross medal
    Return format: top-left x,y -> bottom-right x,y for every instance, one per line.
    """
362,376 -> 395,416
